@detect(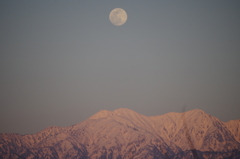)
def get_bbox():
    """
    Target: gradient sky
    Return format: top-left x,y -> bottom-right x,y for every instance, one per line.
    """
1,0 -> 240,134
